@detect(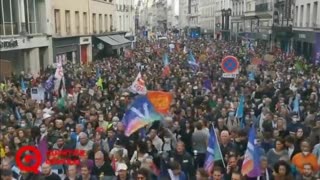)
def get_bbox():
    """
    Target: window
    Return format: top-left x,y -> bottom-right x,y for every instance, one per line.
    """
54,9 -> 61,35
313,2 -> 318,27
119,16 -> 121,30
300,5 -> 304,27
295,6 -> 298,26
104,14 -> 108,32
99,14 -> 102,33
92,13 -> 96,33
109,14 -> 113,31
83,12 -> 88,34
25,0 -> 38,34
306,4 -> 310,27
65,10 -> 71,35
75,11 -> 80,34
0,0 -> 18,35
